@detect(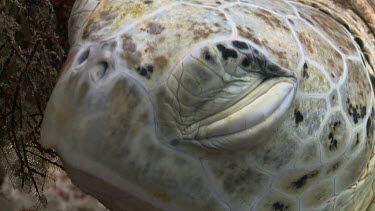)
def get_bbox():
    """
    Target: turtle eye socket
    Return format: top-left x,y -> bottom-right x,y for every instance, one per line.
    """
155,40 -> 297,156
78,49 -> 90,65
